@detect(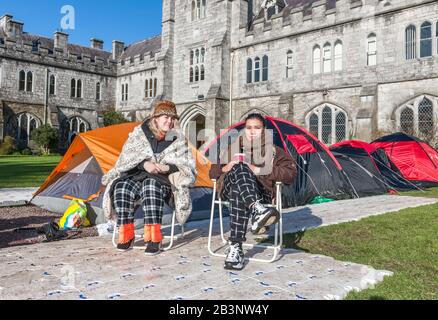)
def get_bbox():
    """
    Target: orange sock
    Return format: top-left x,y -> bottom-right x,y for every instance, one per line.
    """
118,224 -> 134,244
147,224 -> 163,243
144,225 -> 152,243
